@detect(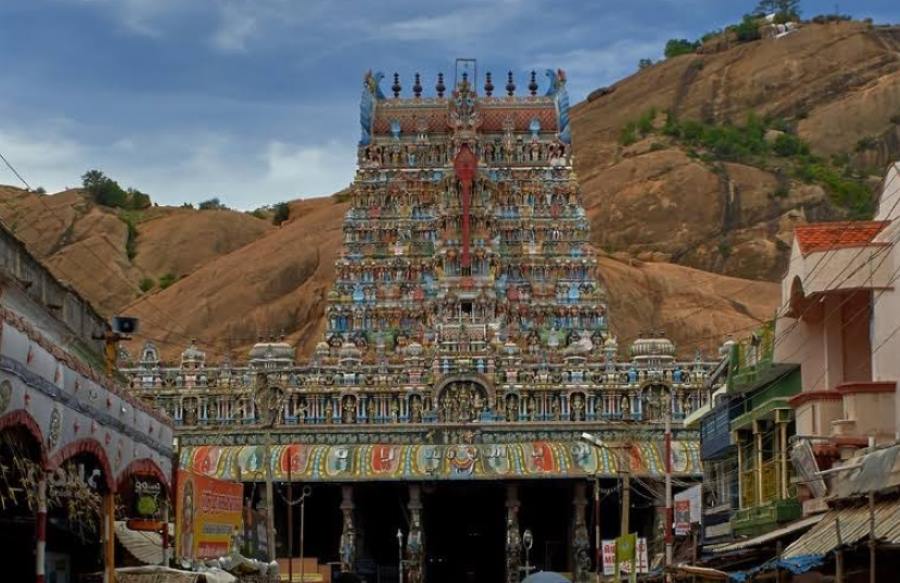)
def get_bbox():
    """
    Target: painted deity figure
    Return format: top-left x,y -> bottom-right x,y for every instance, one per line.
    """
342,396 -> 356,424
367,397 -> 376,422
571,393 -> 585,421
410,396 -> 423,423
324,398 -> 334,424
